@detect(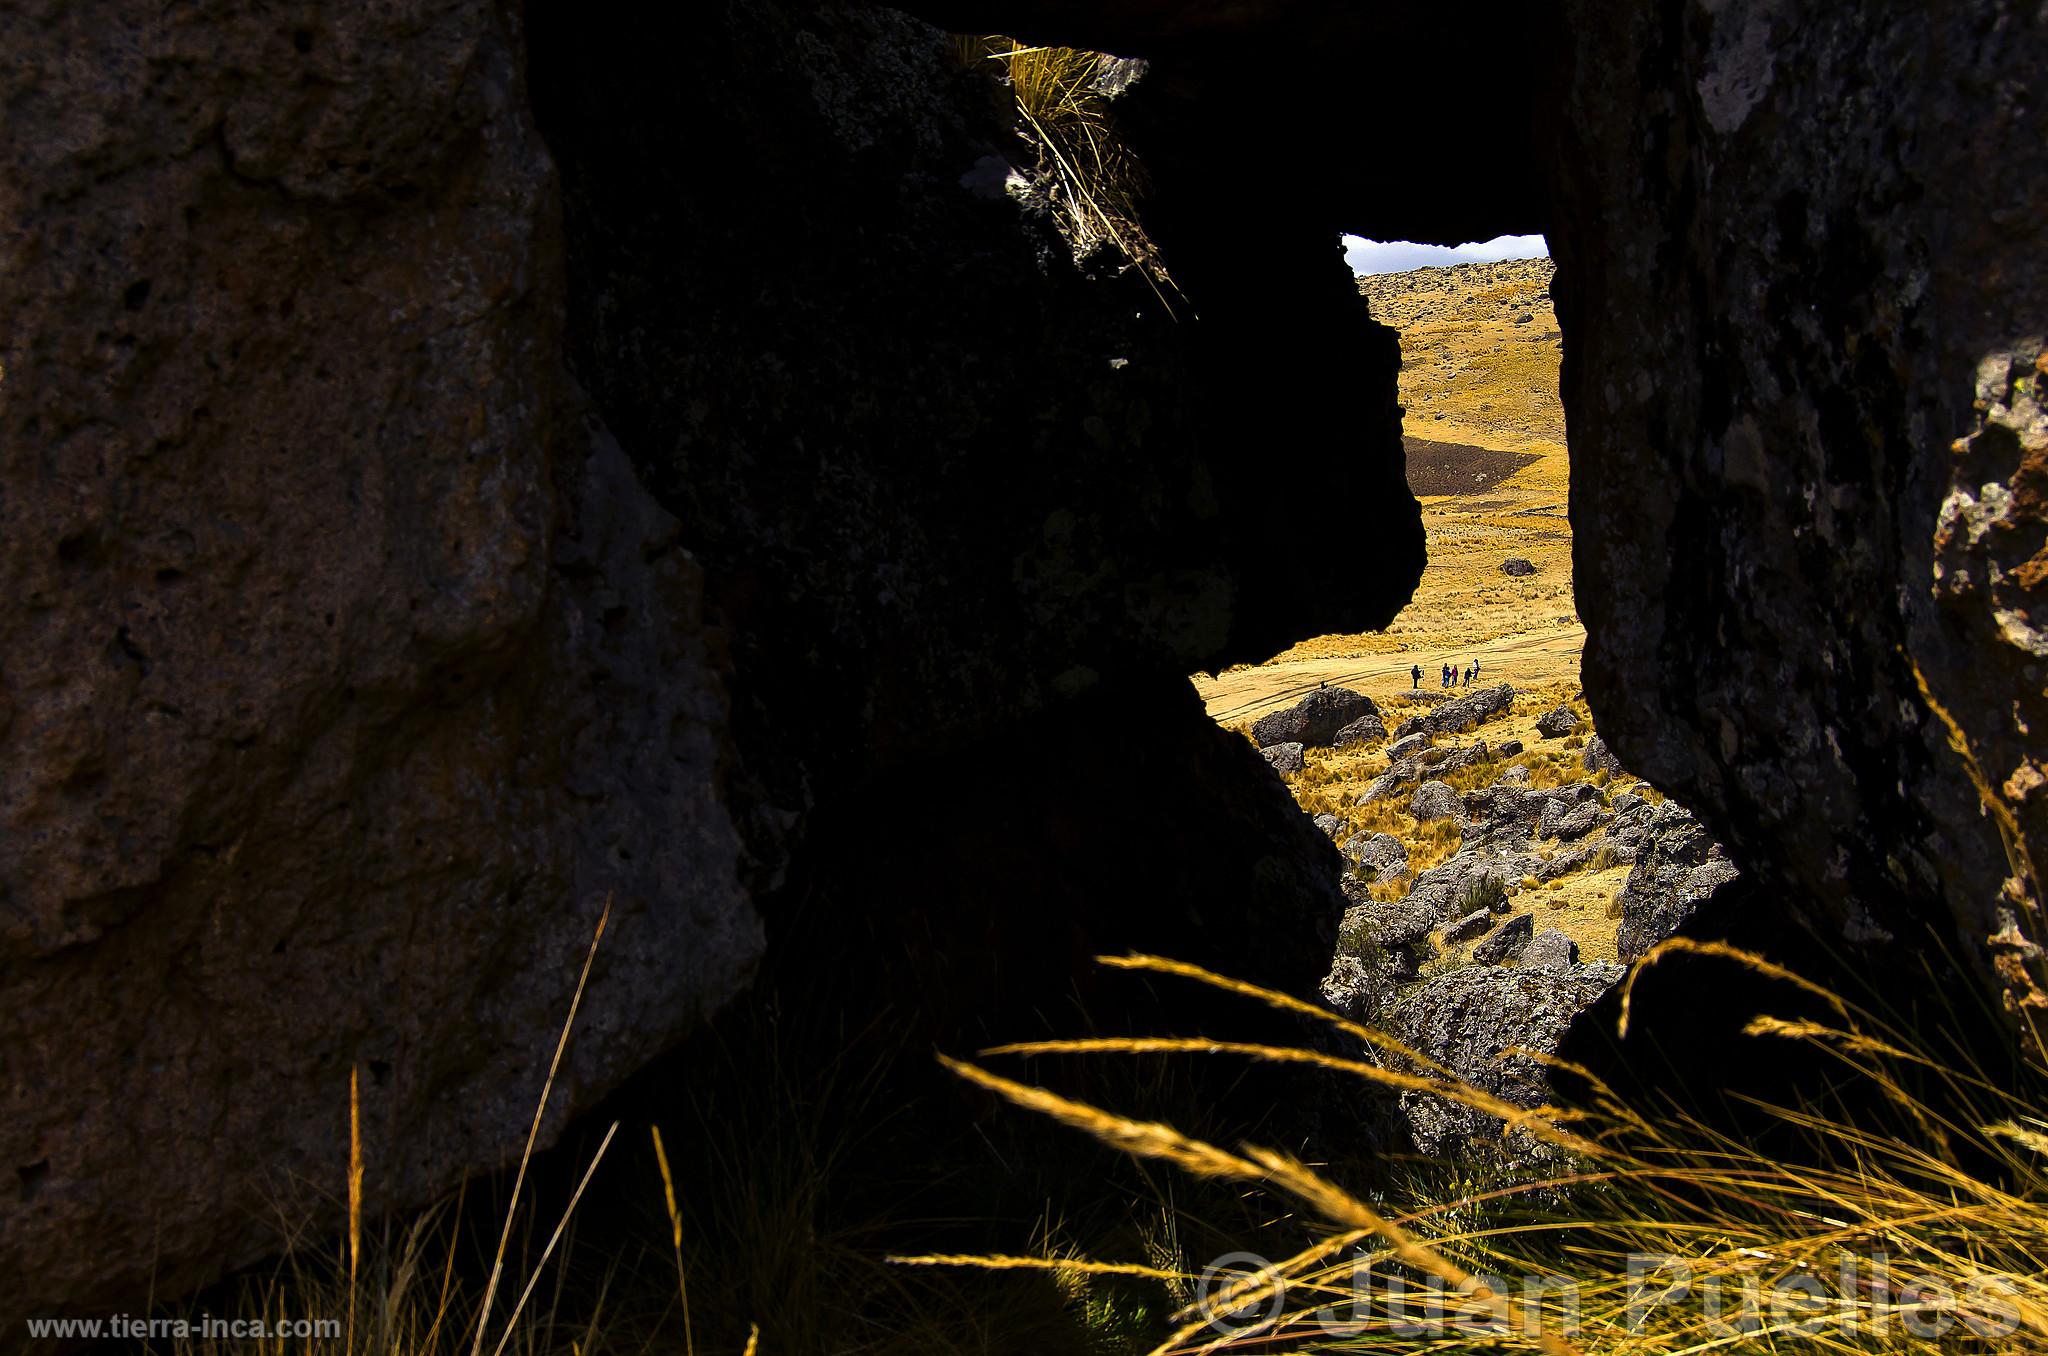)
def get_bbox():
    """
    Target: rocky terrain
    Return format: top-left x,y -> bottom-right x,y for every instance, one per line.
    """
1247,680 -> 1740,1159
1215,256 -> 1744,1159
3,0 -> 2043,1329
